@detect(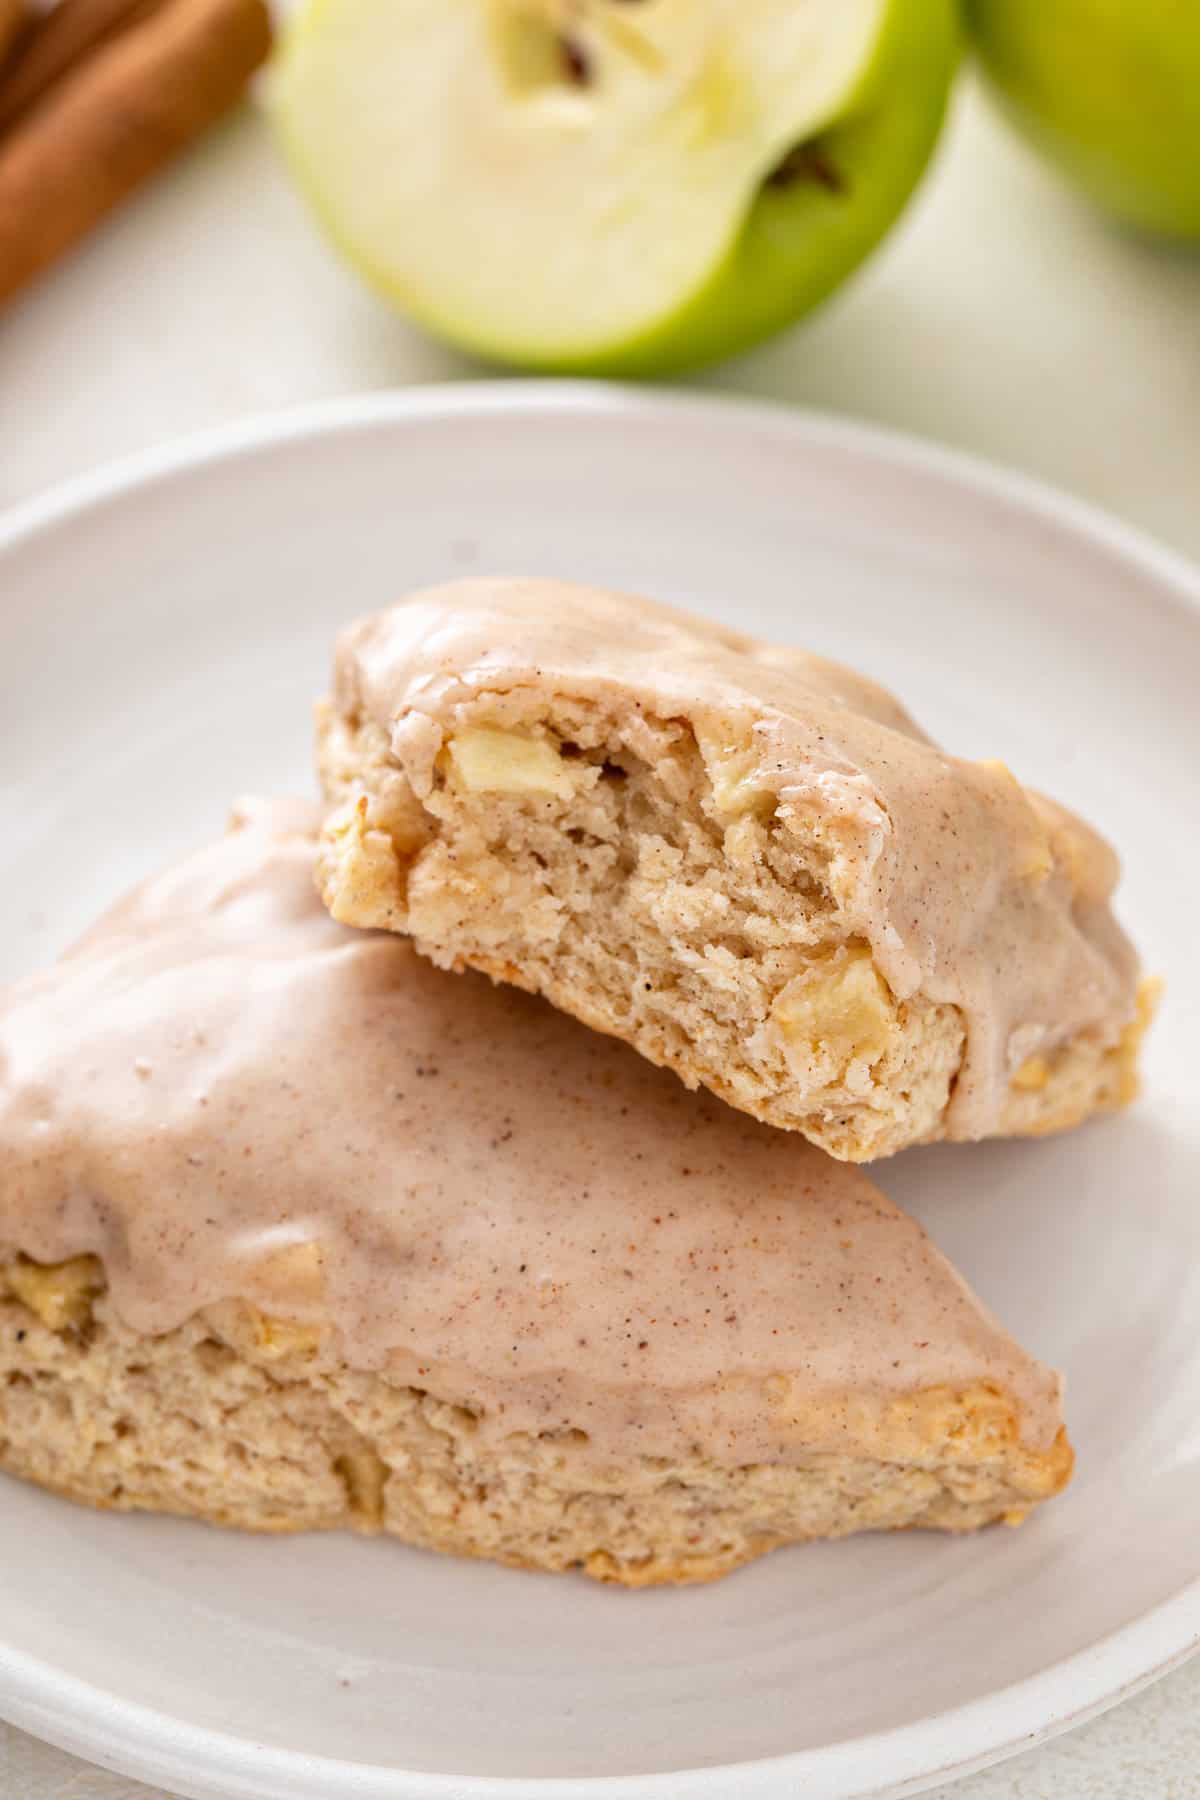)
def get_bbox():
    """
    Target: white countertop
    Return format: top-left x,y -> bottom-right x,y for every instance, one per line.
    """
1,68 -> 1197,1800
